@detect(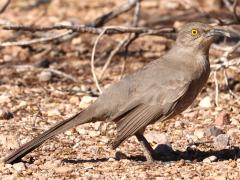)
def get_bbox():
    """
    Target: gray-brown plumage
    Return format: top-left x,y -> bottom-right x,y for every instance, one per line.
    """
4,22 -> 230,164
